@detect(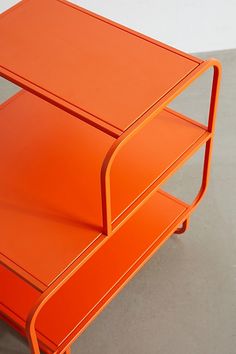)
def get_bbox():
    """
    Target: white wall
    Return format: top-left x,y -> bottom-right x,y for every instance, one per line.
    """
1,0 -> 236,53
